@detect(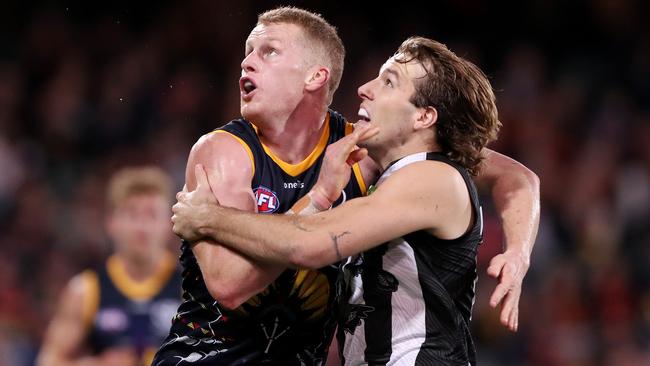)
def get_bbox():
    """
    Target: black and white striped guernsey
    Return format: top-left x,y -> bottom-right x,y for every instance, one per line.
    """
340,152 -> 483,366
